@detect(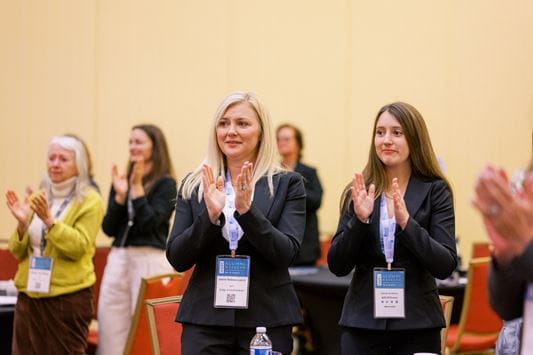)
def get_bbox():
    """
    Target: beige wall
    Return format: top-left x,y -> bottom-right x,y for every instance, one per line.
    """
1,0 -> 532,264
